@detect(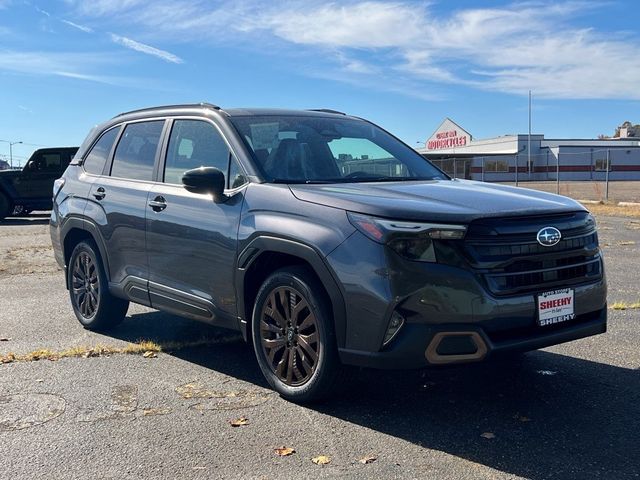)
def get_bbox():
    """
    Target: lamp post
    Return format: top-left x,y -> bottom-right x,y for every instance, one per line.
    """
0,140 -> 23,168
